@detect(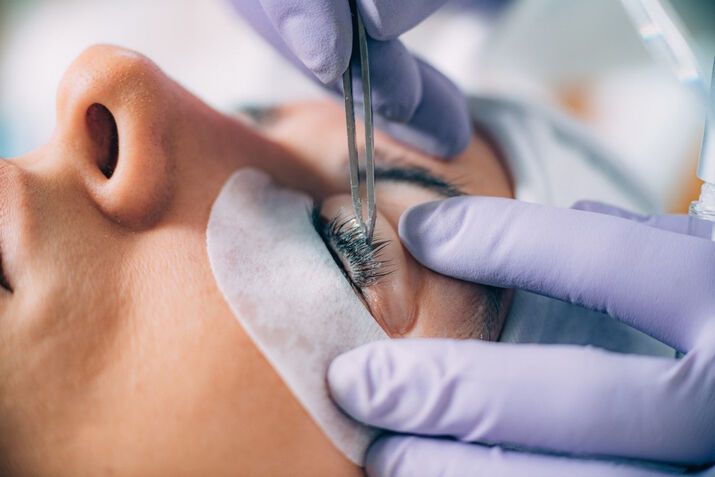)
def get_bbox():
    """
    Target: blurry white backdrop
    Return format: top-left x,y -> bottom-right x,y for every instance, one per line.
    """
0,0 -> 713,211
